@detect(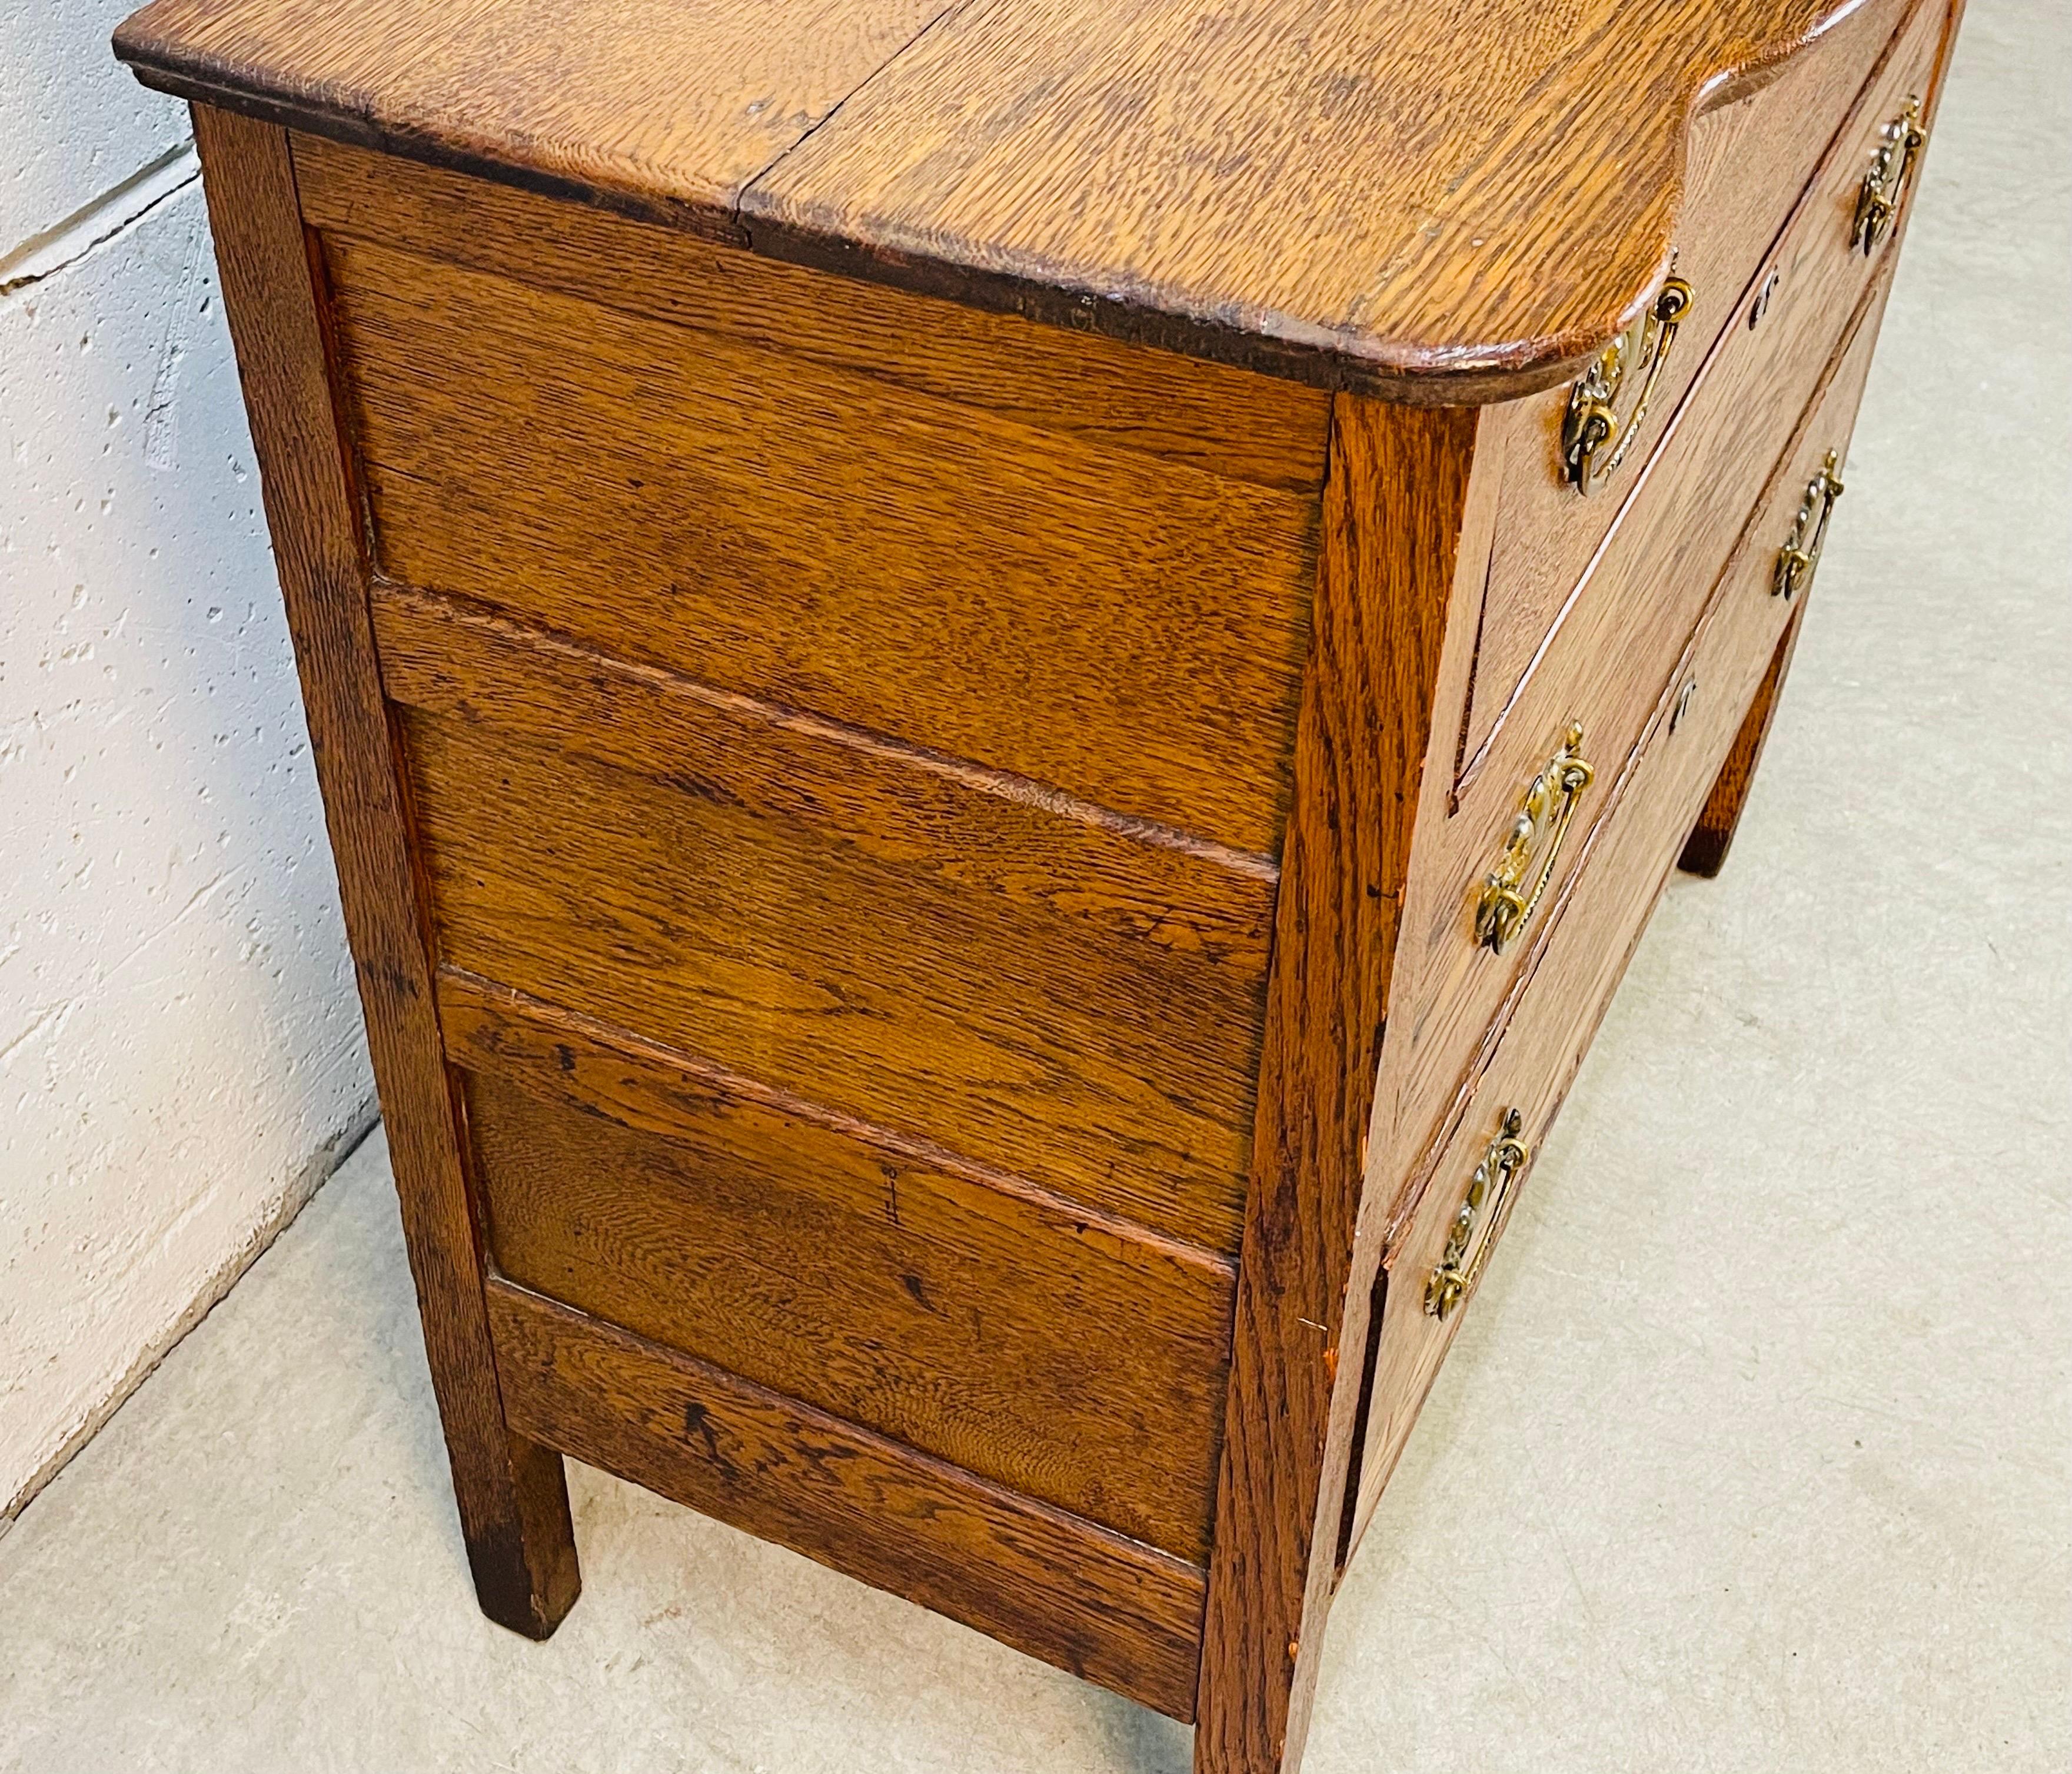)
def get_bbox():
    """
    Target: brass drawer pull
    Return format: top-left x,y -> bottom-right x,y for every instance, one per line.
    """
1854,97 -> 1926,254
1425,1109 -> 1532,1321
1773,449 -> 1845,601
1561,276 -> 1694,495
1474,725 -> 1595,955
